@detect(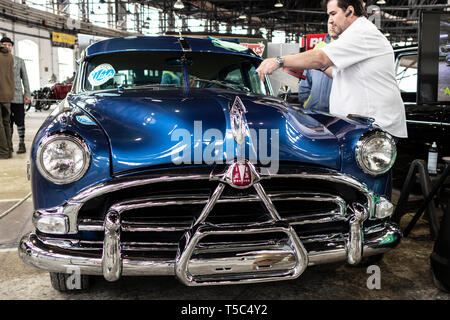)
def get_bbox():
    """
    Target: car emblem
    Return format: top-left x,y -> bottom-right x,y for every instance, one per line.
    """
229,96 -> 248,145
231,162 -> 252,187
220,161 -> 259,189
